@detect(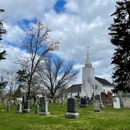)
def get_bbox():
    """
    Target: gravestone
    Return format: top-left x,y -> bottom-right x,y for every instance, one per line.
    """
39,96 -> 50,115
35,104 -> 39,114
122,97 -> 130,108
65,97 -> 79,118
93,100 -> 100,112
22,100 -> 31,113
115,92 -> 123,106
107,91 -> 113,105
0,99 -> 1,104
95,94 -> 104,108
4,99 -> 7,105
17,104 -> 22,113
22,95 -> 26,106
30,98 -> 34,106
7,101 -> 10,112
113,97 -> 120,109
80,98 -> 88,107
101,91 -> 107,105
